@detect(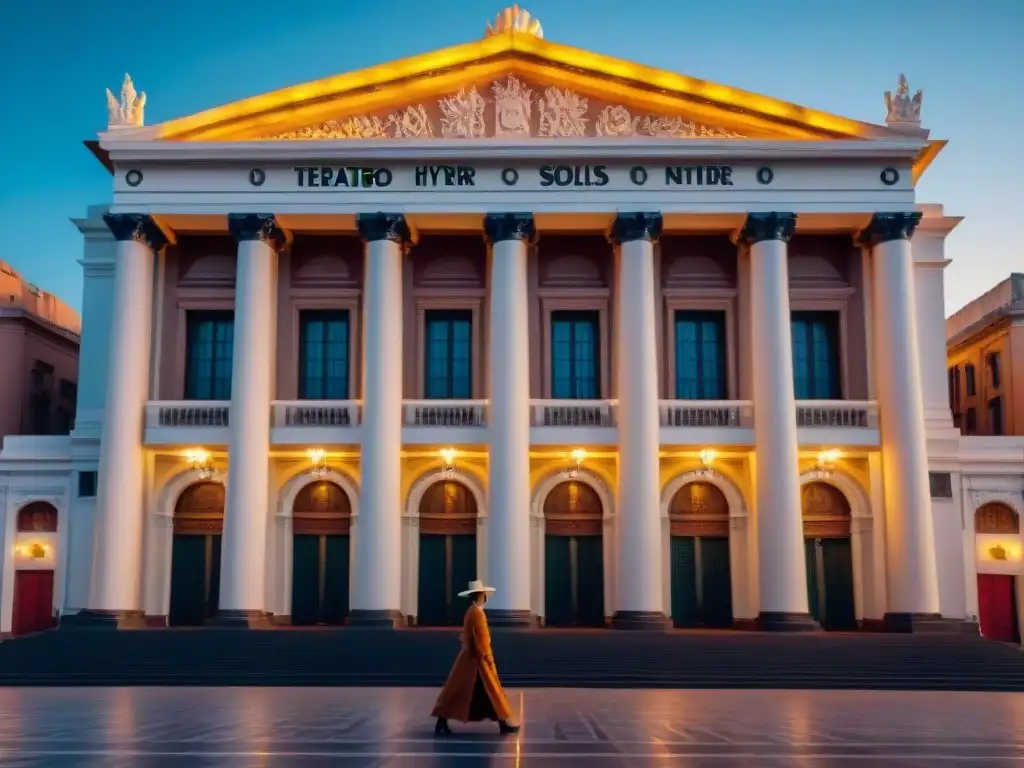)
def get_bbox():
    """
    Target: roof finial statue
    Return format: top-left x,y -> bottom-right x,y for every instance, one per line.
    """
485,5 -> 543,39
106,74 -> 147,128
884,74 -> 922,128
